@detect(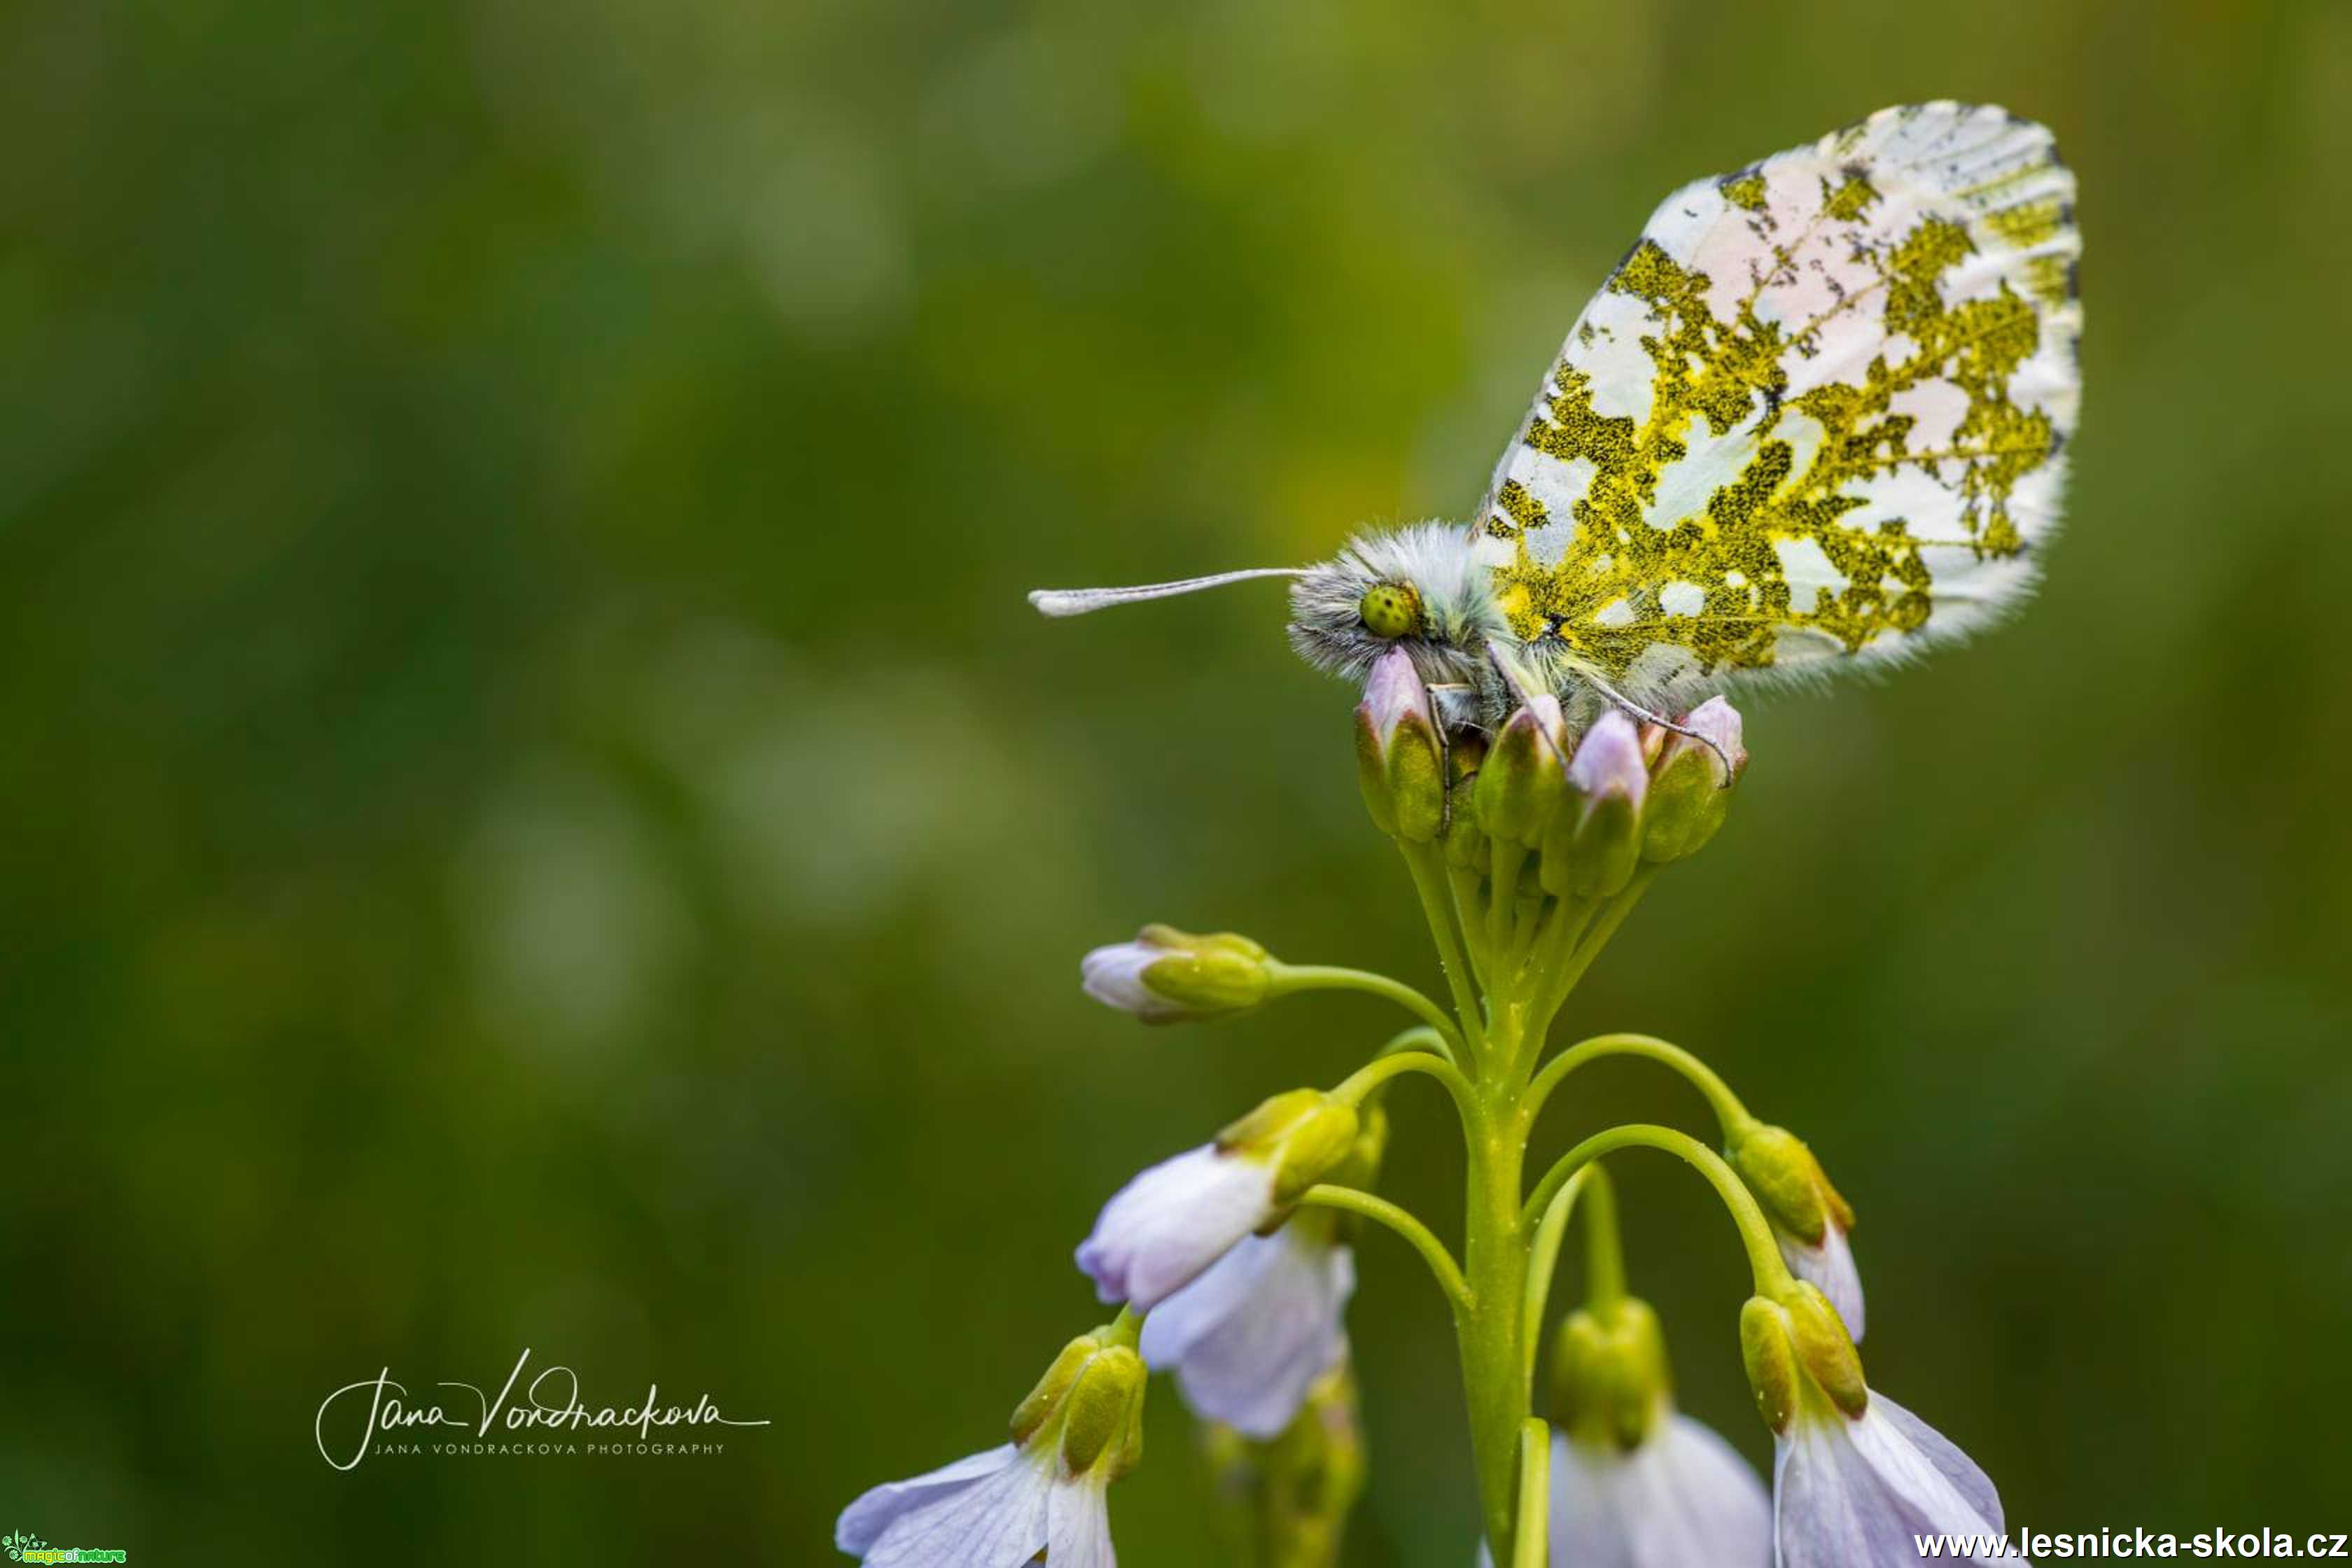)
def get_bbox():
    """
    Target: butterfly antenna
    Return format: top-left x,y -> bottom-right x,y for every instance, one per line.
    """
1028,568 -> 1304,618
1582,673 -> 1735,788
